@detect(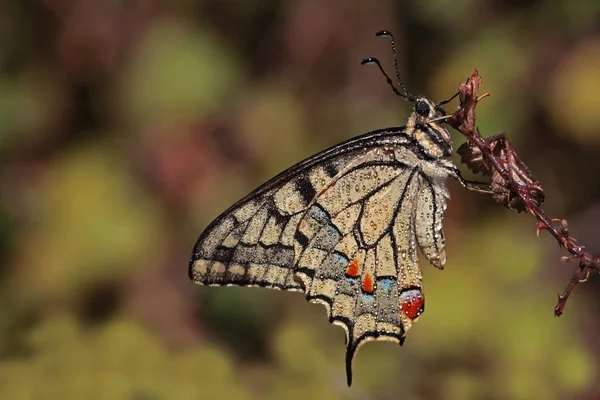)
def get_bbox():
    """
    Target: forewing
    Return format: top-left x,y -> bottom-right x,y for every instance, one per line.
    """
189,128 -> 409,291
